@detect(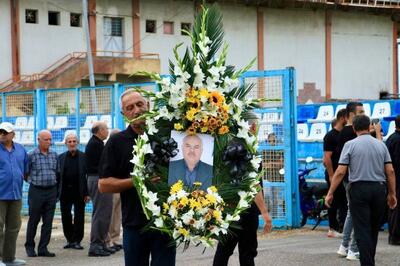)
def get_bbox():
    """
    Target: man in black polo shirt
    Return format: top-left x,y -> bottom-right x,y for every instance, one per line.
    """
323,108 -> 347,237
98,89 -> 175,266
85,122 -> 113,257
